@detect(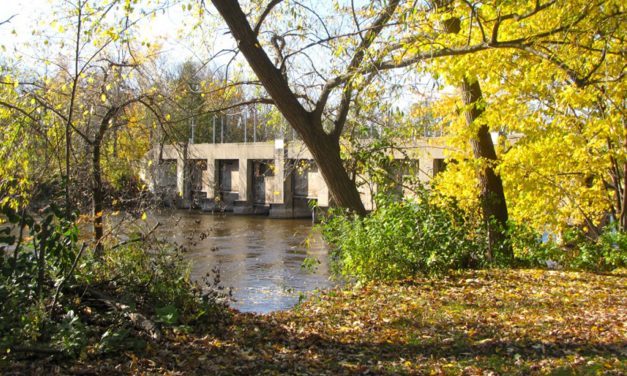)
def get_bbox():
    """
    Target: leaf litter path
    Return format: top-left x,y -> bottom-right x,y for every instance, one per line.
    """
14,270 -> 627,375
